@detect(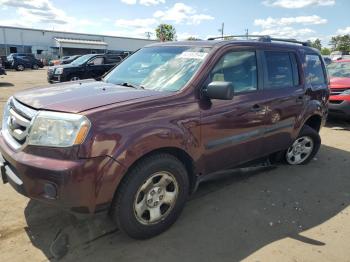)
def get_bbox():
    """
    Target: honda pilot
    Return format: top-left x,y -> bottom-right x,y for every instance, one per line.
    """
0,36 -> 329,239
